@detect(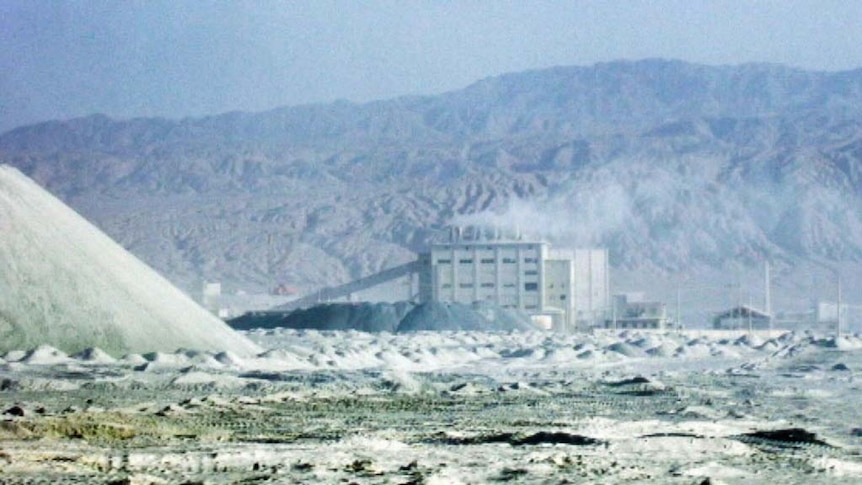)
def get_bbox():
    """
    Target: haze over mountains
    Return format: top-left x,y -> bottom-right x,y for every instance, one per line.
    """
2,59 -> 861,315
